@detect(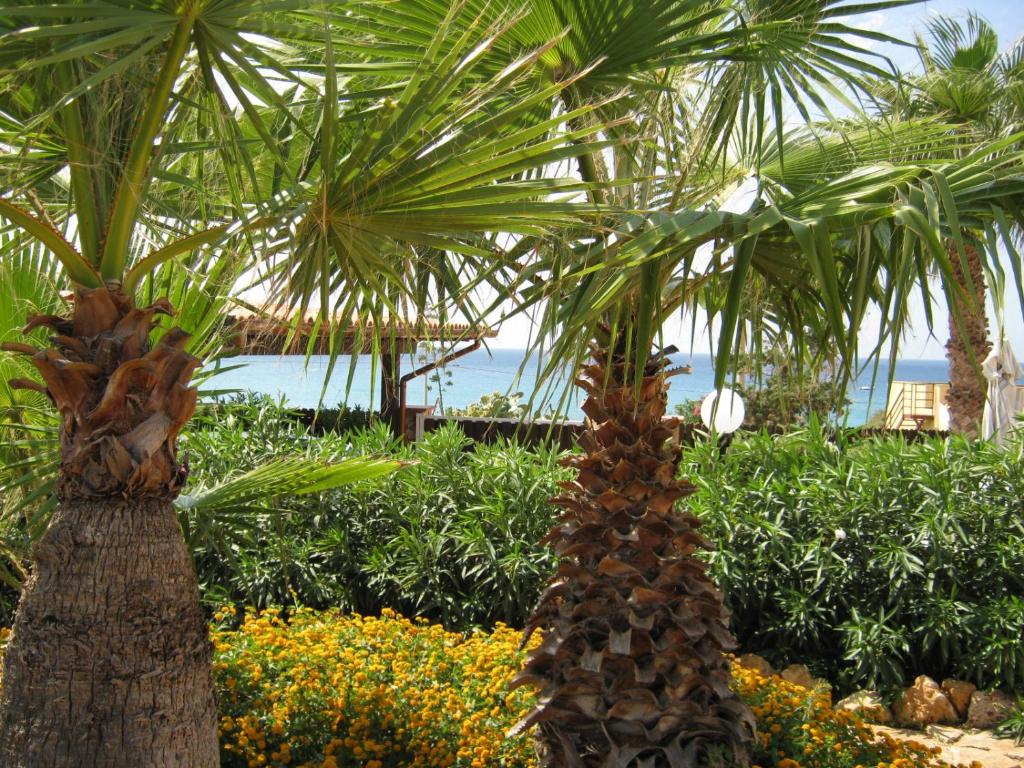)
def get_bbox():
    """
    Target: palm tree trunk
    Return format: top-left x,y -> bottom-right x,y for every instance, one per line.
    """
0,285 -> 218,767
0,498 -> 218,767
514,339 -> 753,767
944,242 -> 991,437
